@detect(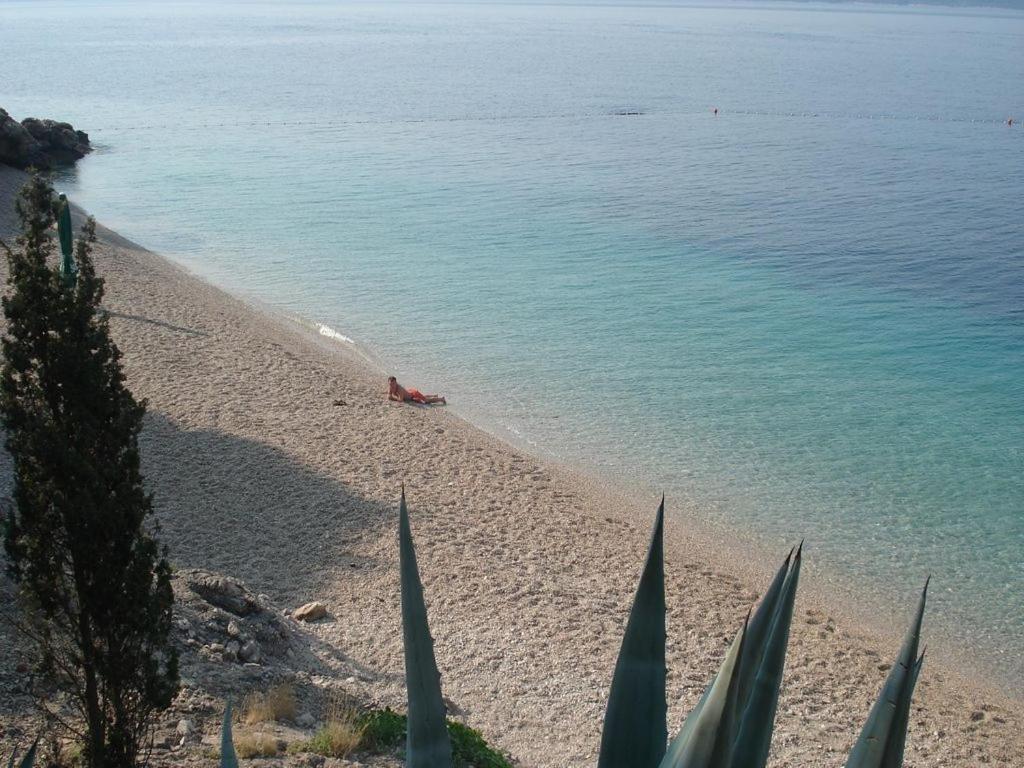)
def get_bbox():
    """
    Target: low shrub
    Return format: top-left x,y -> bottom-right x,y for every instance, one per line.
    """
233,732 -> 279,759
307,720 -> 363,758
240,683 -> 297,725
358,707 -> 406,751
351,708 -> 512,768
448,721 -> 513,768
306,698 -> 364,758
